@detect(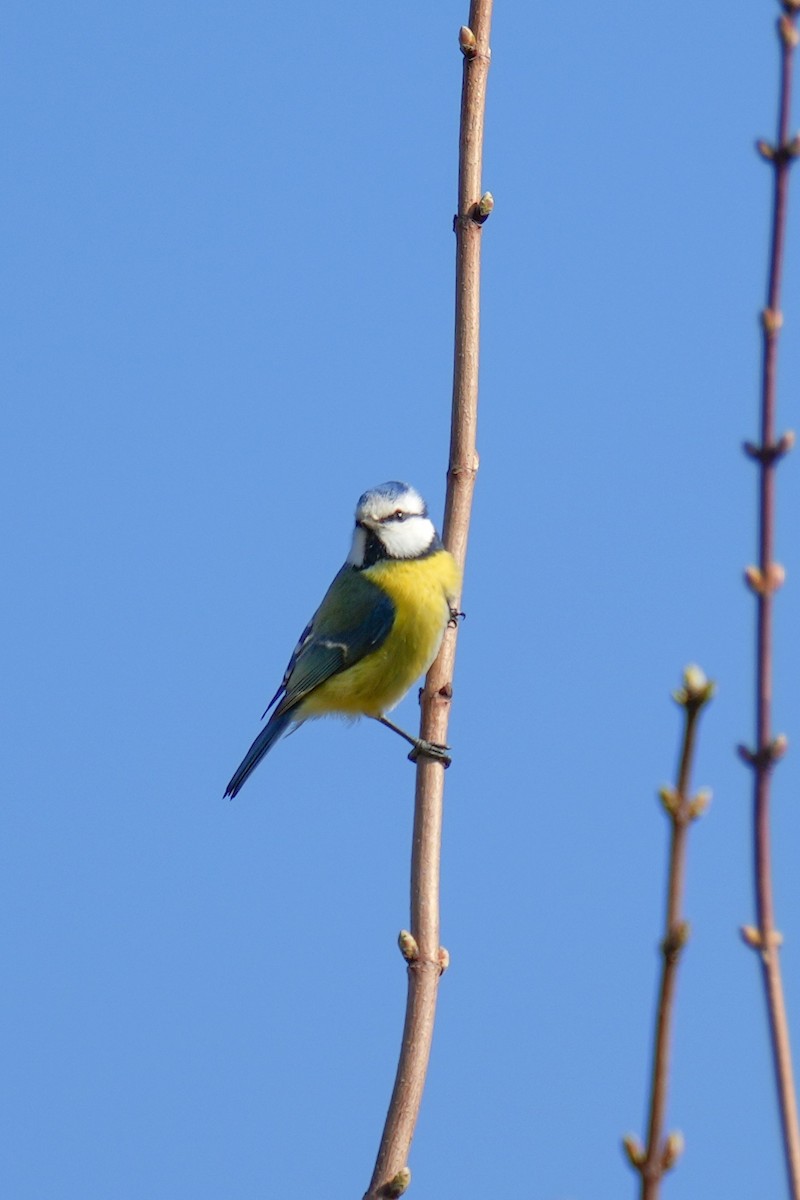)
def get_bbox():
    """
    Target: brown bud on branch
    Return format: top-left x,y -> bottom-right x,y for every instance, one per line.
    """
779,14 -> 800,48
662,1130 -> 685,1172
622,1134 -> 646,1170
762,306 -> 785,333
458,25 -> 477,57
